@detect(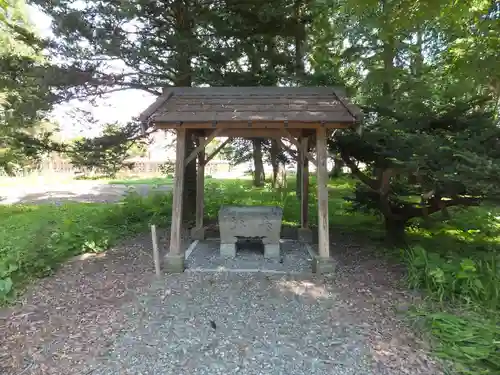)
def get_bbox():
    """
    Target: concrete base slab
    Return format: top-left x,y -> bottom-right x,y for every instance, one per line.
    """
264,244 -> 280,258
297,228 -> 313,243
164,253 -> 185,273
311,255 -> 337,275
190,226 -> 205,240
220,243 -> 236,258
